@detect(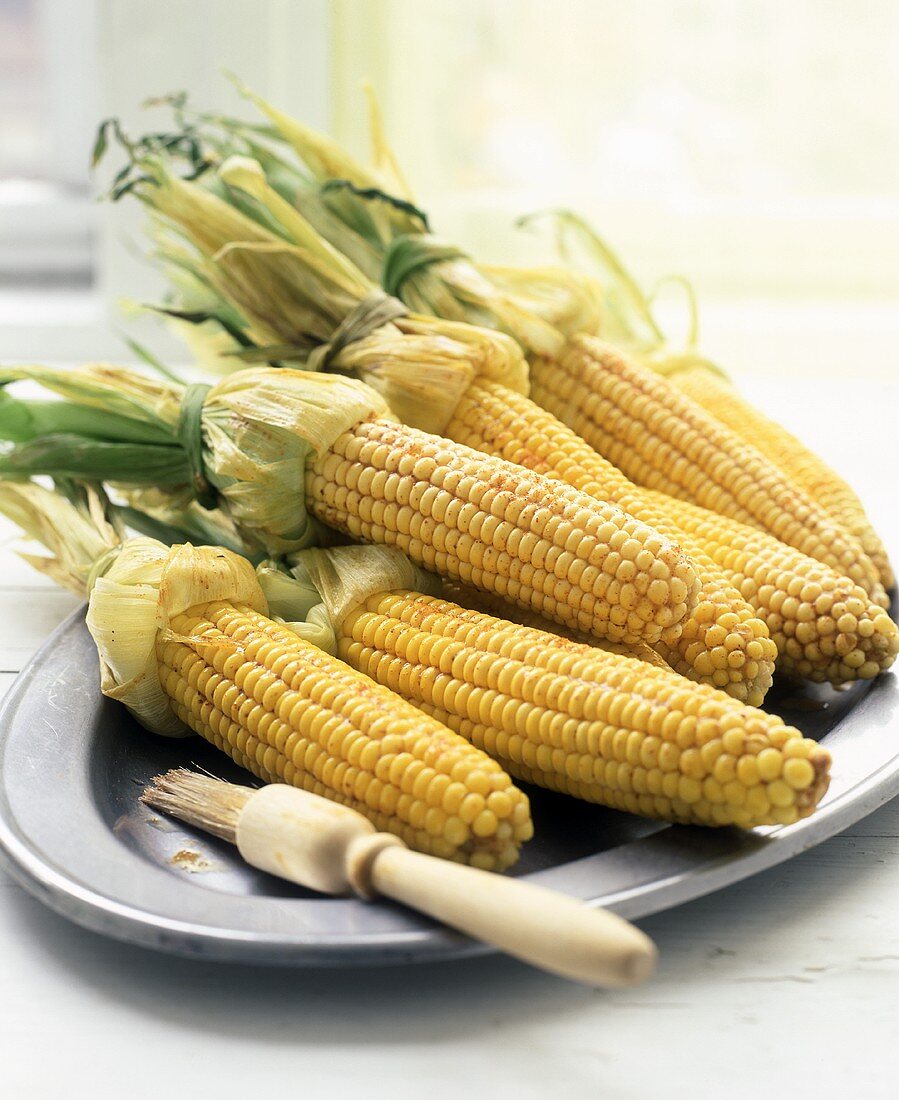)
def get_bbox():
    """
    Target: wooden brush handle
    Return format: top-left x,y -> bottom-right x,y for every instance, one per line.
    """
353,839 -> 656,988
236,785 -> 656,986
